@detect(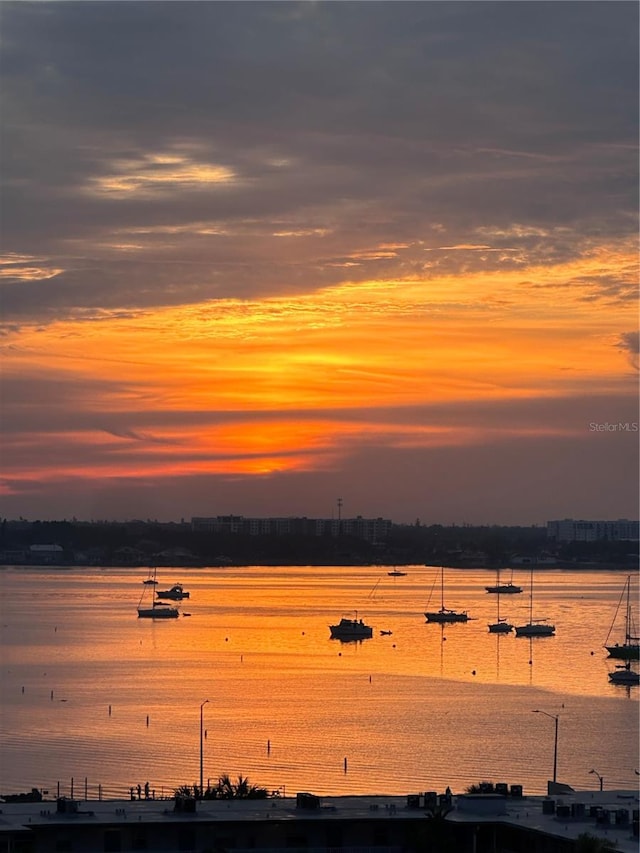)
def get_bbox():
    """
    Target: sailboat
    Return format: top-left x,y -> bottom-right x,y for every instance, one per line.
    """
488,570 -> 513,633
604,575 -> 639,660
485,568 -> 522,594
608,660 -> 640,686
514,566 -> 555,637
137,568 -> 179,619
425,568 -> 470,623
